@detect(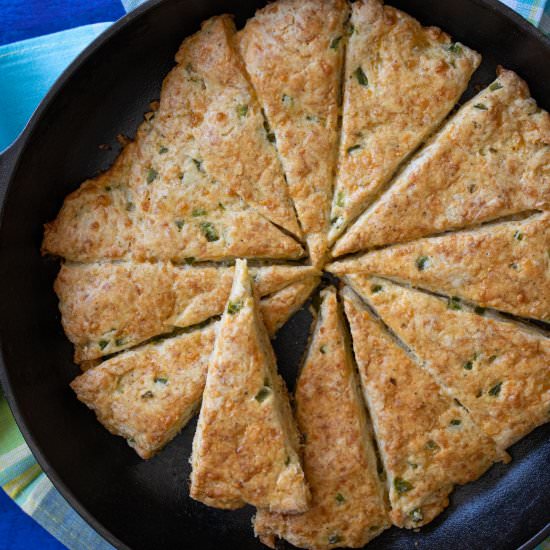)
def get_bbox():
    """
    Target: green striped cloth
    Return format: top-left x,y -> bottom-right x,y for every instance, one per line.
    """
0,395 -> 113,549
1,1 -> 549,548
